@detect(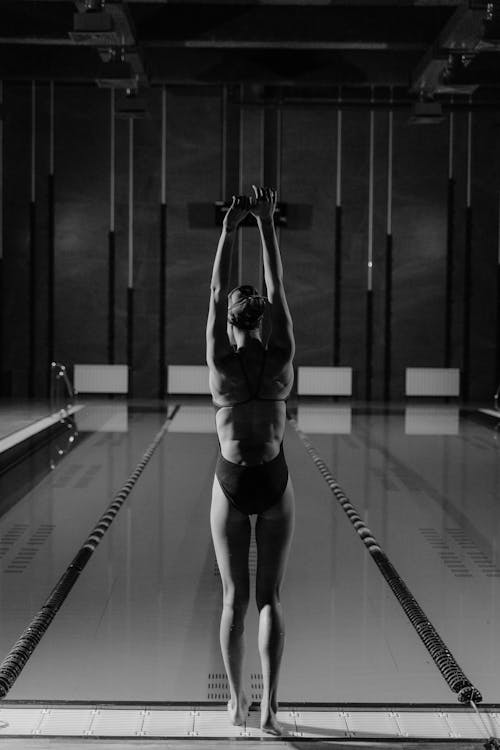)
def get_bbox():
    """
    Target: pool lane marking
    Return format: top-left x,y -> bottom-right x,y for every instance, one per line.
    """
0,404 -> 180,699
288,414 -> 482,705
